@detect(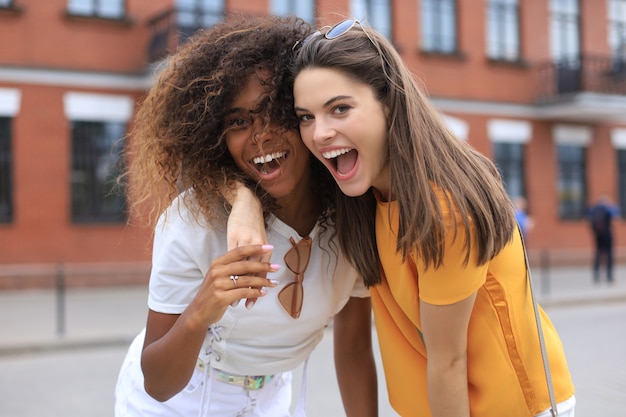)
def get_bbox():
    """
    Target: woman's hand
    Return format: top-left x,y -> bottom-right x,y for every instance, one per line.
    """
190,244 -> 279,325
